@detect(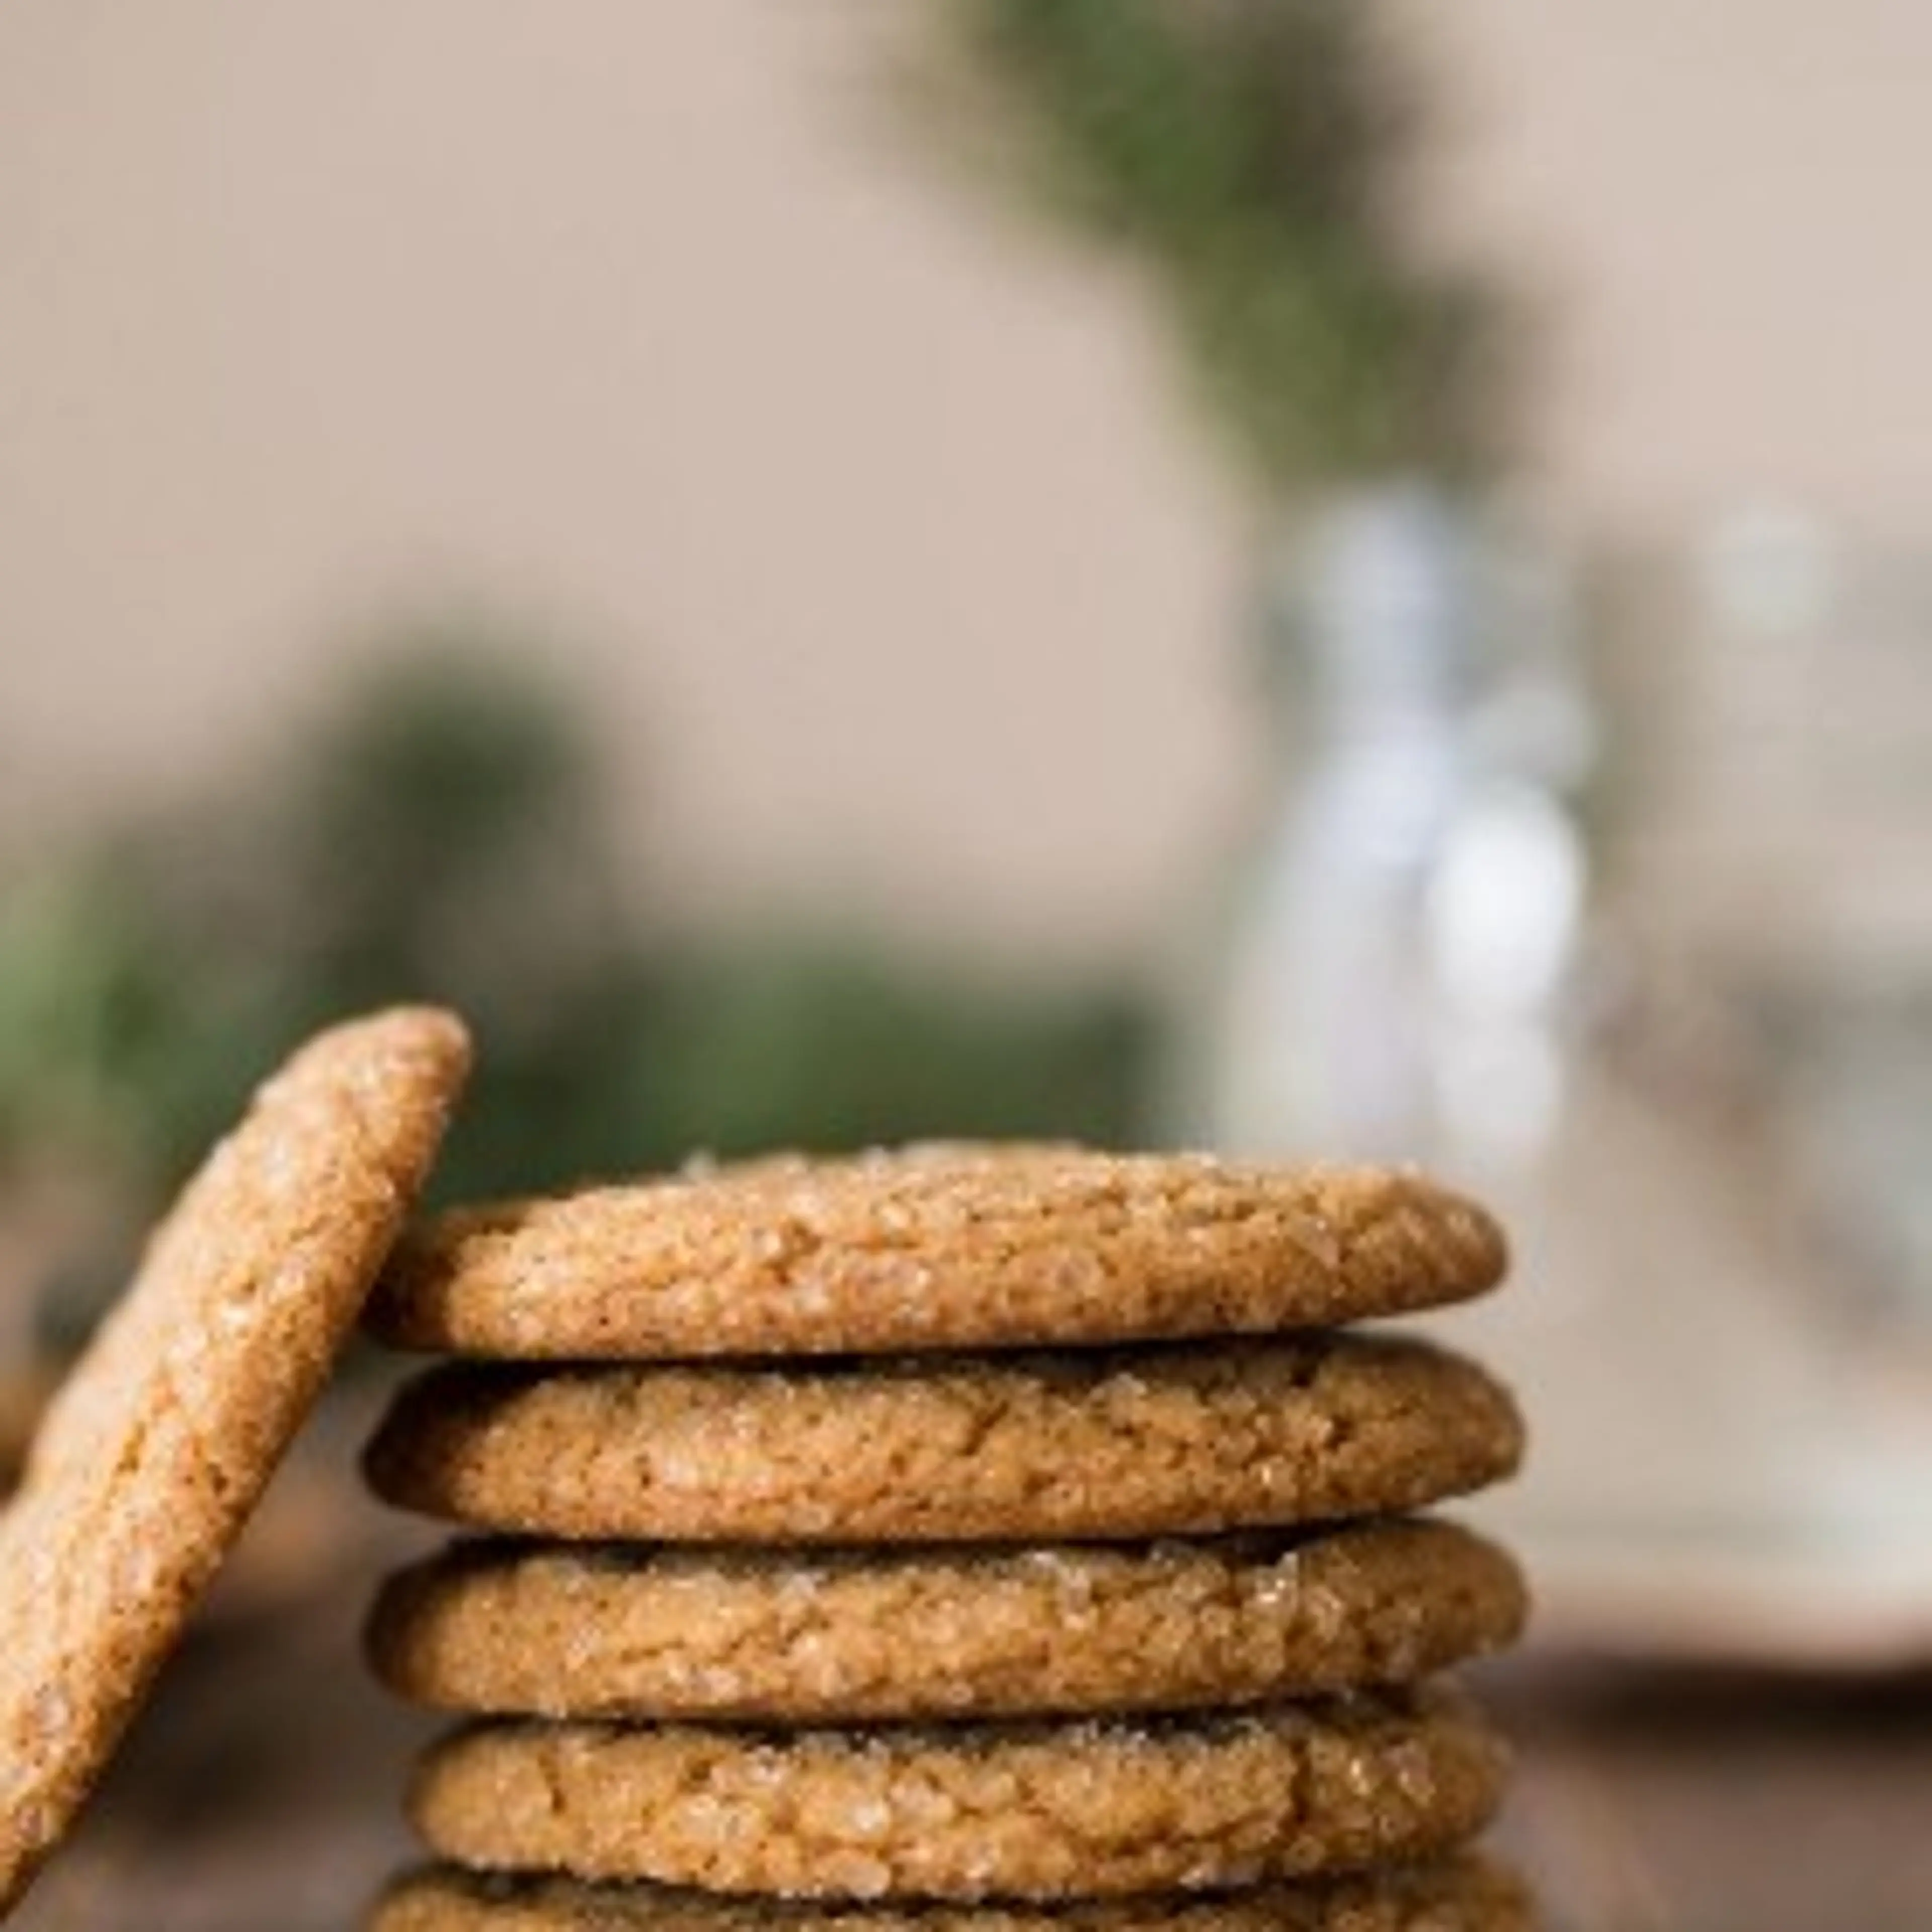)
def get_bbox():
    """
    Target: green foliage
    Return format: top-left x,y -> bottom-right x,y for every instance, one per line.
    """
0,641 -> 1152,1338
642,943 -> 1146,1161
0,866 -> 200,1176
922,0 -> 1514,493
1,634 -> 648,1204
